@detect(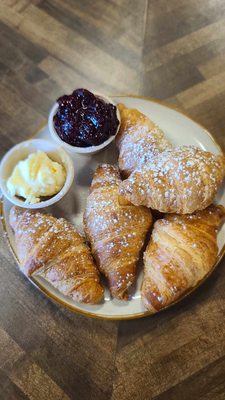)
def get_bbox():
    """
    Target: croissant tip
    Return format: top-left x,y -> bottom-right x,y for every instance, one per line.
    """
71,280 -> 104,305
112,293 -> 129,301
117,103 -> 125,111
110,286 -> 130,301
